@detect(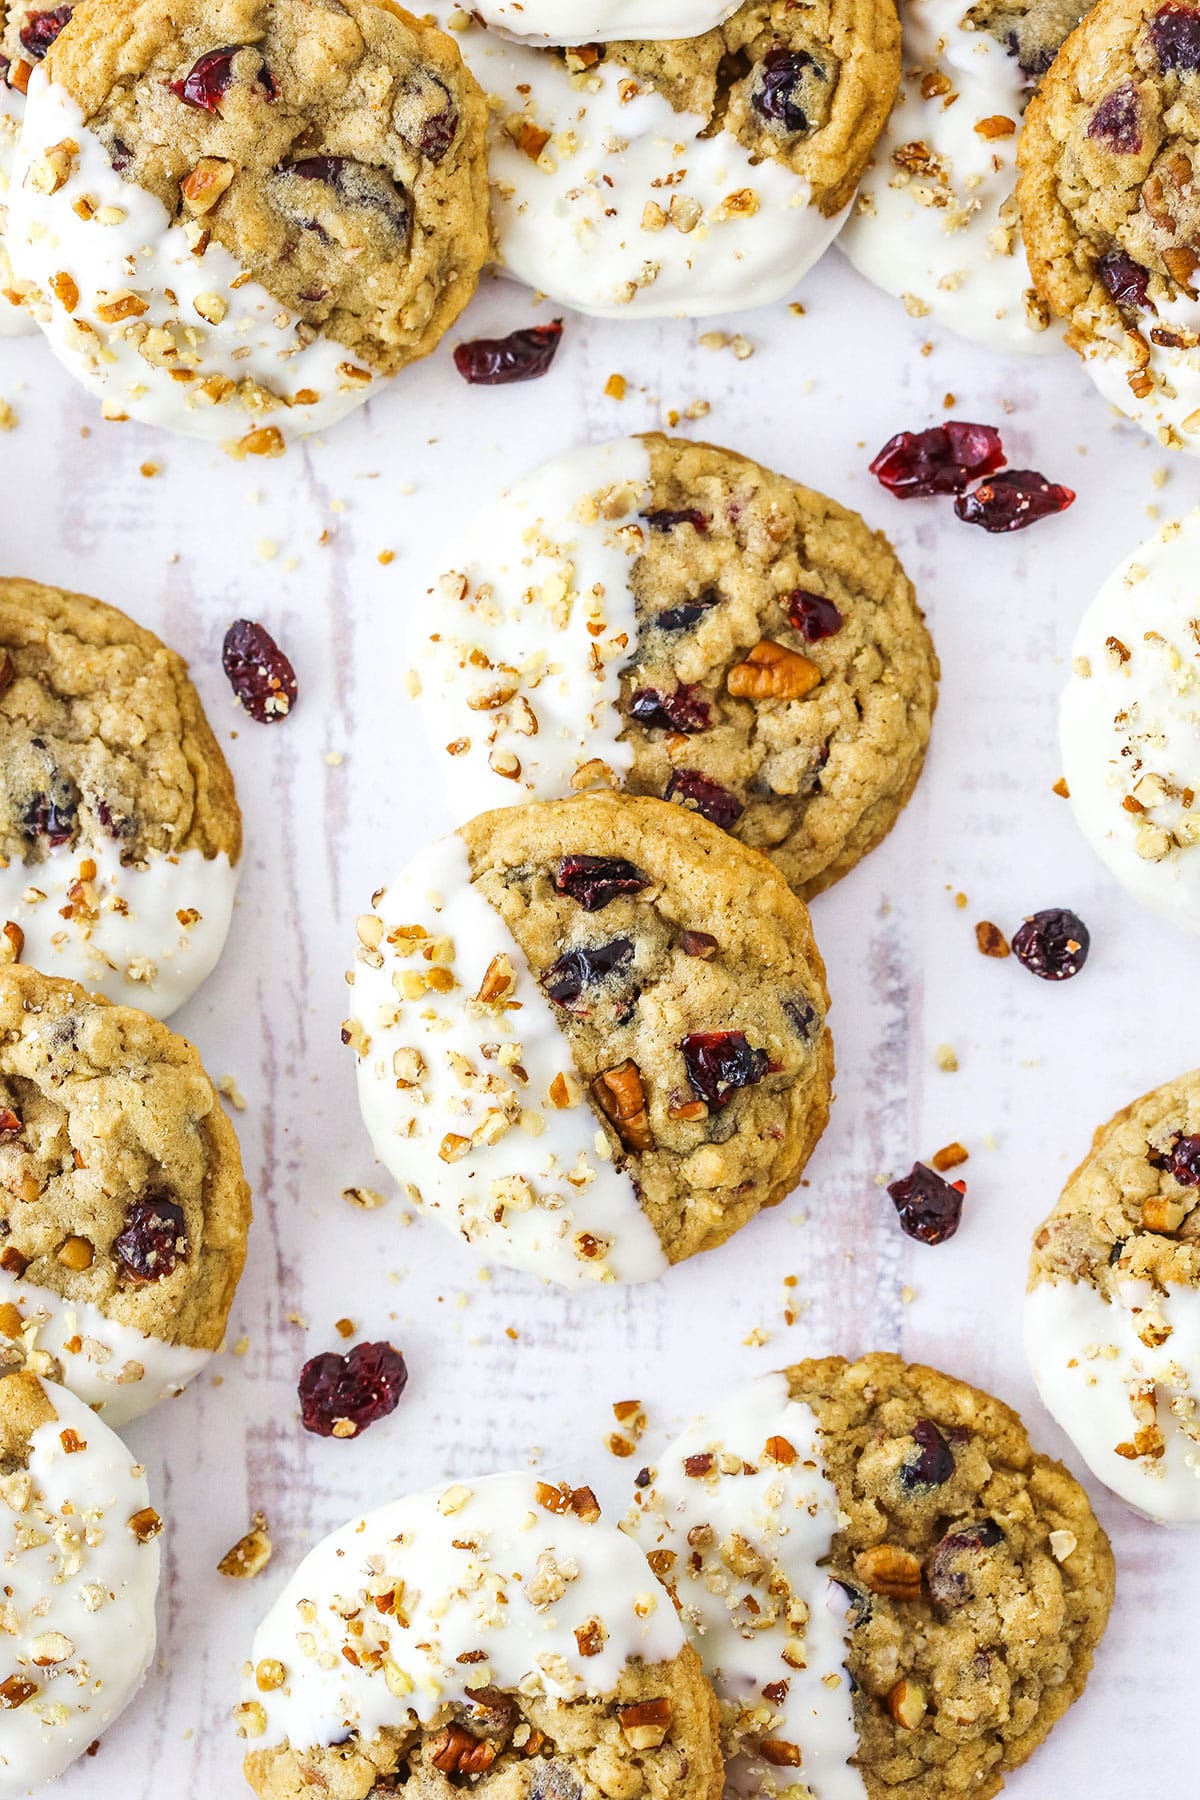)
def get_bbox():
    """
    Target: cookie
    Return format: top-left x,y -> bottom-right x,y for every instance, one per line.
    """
475,0 -> 739,43
0,965 -> 251,1424
347,793 -> 833,1285
410,435 -> 937,900
434,0 -> 900,317
0,1369 -> 161,1799
1026,1071 -> 1200,1522
1061,512 -> 1200,933
1018,0 -> 1200,451
628,1354 -> 1113,1800
6,0 -> 490,445
0,575 -> 242,1015
236,1469 -> 724,1800
839,0 -> 1084,351
0,0 -> 47,336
